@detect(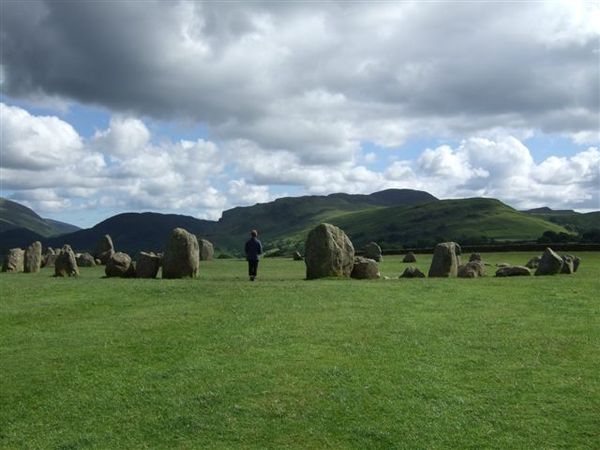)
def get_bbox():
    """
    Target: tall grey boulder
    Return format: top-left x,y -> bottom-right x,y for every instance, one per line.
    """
535,247 -> 563,276
402,252 -> 417,263
198,238 -> 214,261
55,245 -> 79,277
2,248 -> 24,273
351,257 -> 380,279
42,247 -> 57,268
428,242 -> 461,277
305,223 -> 355,279
24,241 -> 42,273
105,252 -> 136,278
162,228 -> 200,279
363,242 -> 382,262
136,251 -> 161,278
95,234 -> 115,265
